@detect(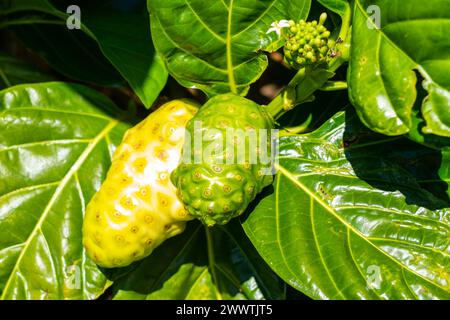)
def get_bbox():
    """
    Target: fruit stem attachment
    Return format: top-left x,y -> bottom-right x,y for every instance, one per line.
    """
265,63 -> 338,120
265,68 -> 306,120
